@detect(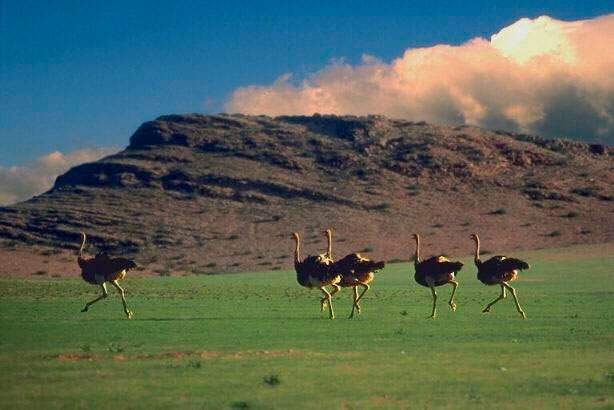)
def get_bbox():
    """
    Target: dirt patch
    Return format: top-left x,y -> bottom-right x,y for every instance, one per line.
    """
52,349 -> 313,363
54,353 -> 98,361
